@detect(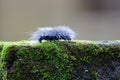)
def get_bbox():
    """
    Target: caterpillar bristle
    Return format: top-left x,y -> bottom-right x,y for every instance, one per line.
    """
30,26 -> 75,43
